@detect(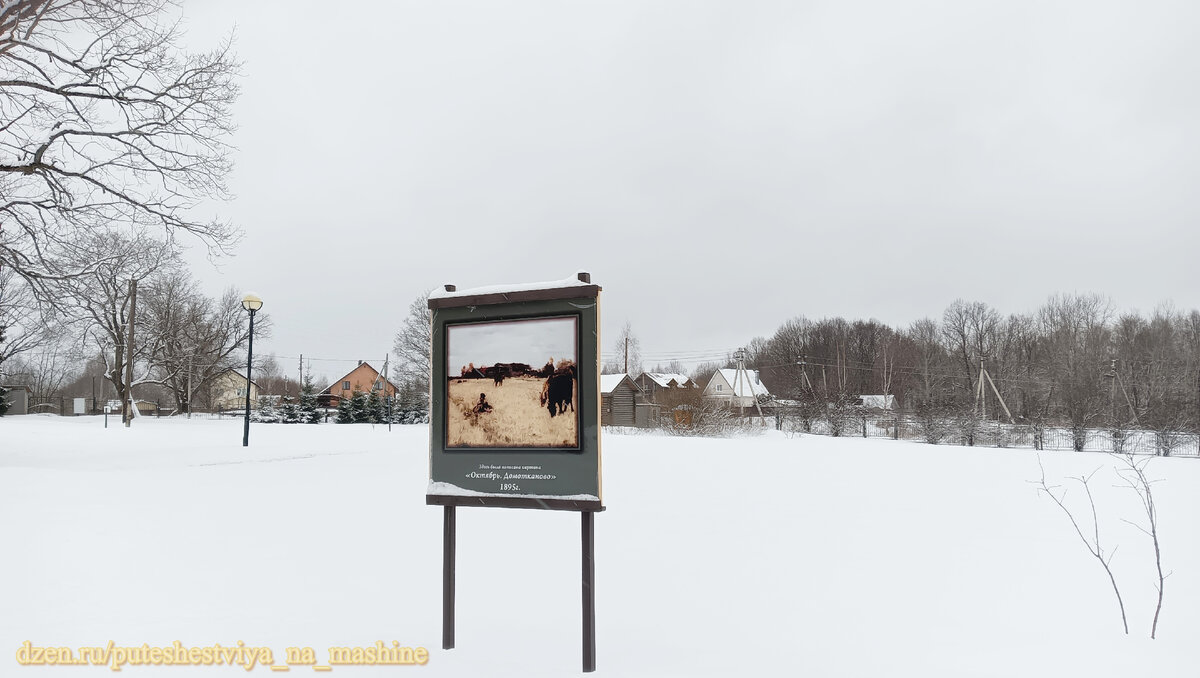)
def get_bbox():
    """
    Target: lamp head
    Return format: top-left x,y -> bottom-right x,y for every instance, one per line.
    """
241,293 -> 263,312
